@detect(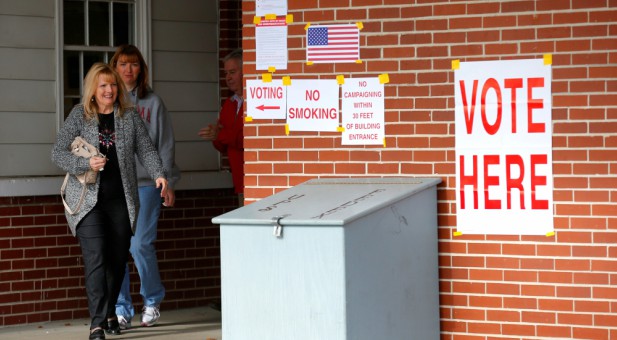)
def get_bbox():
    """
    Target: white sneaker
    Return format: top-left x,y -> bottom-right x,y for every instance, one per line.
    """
117,315 -> 131,330
141,306 -> 160,327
